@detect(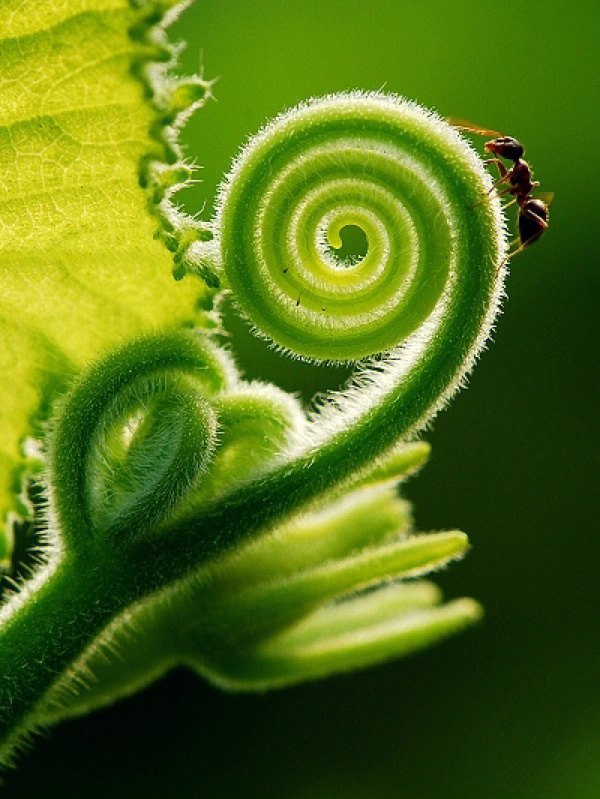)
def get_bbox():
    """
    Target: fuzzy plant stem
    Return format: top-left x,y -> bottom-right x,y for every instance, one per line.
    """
0,333 -> 222,757
0,557 -> 127,755
166,93 -> 507,547
0,93 -> 506,761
